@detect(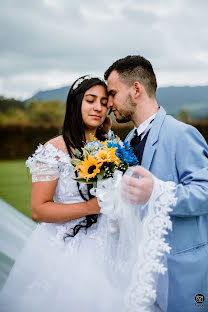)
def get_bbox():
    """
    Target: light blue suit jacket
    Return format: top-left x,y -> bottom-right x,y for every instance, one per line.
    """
125,107 -> 208,312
